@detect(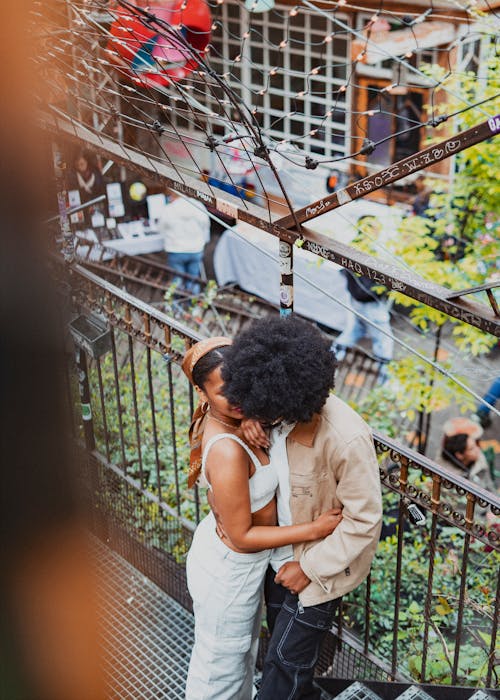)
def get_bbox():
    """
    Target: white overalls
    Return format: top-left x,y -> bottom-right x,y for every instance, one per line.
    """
185,433 -> 279,700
